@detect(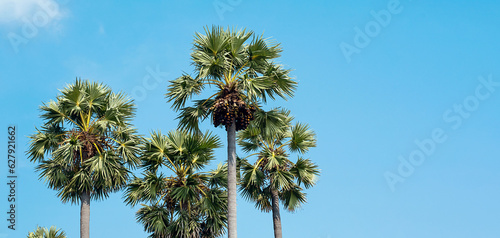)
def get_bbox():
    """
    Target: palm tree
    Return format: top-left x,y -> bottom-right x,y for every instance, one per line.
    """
166,26 -> 297,238
124,130 -> 228,238
27,79 -> 141,238
238,109 -> 319,238
27,226 -> 67,238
